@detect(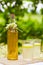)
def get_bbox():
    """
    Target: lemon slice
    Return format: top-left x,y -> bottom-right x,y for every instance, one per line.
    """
22,44 -> 33,48
34,43 -> 40,46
